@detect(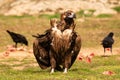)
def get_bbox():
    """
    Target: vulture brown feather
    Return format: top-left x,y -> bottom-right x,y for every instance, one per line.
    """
33,10 -> 81,73
33,30 -> 63,71
49,10 -> 81,73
